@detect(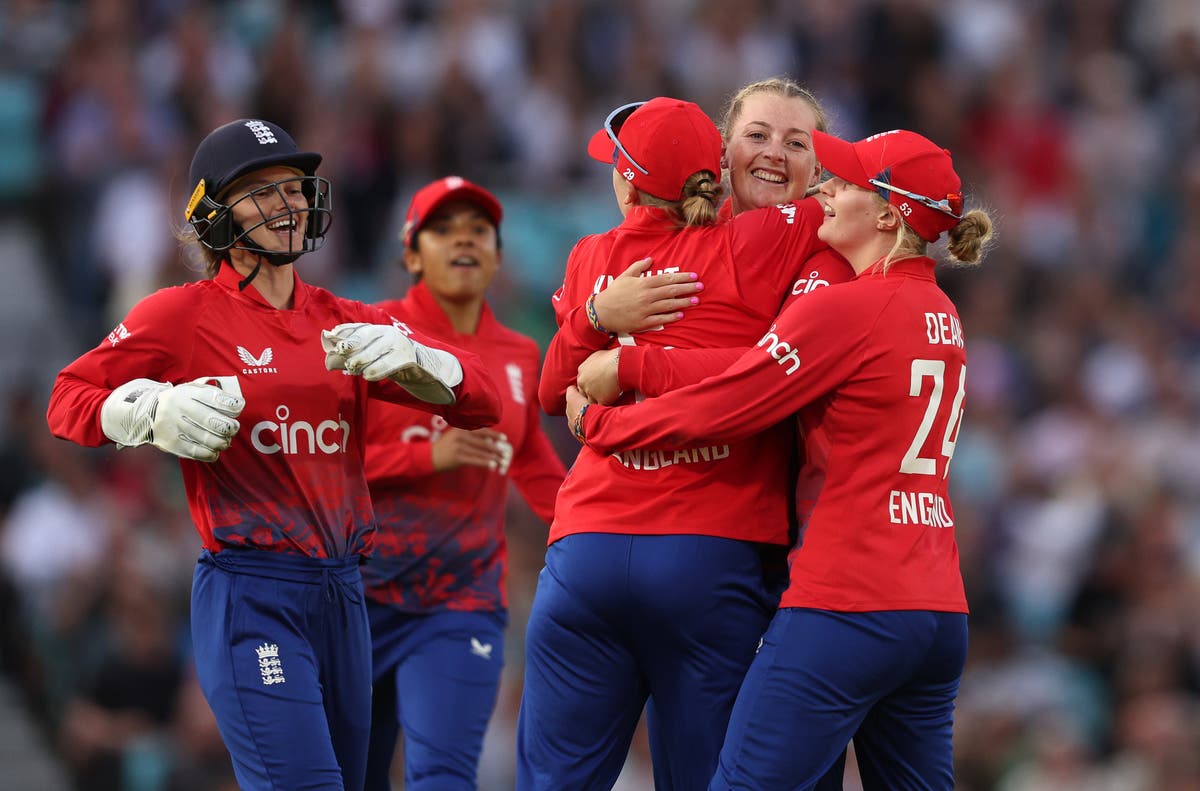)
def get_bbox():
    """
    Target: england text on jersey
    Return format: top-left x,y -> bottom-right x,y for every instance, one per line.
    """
888,489 -> 954,528
610,444 -> 731,470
